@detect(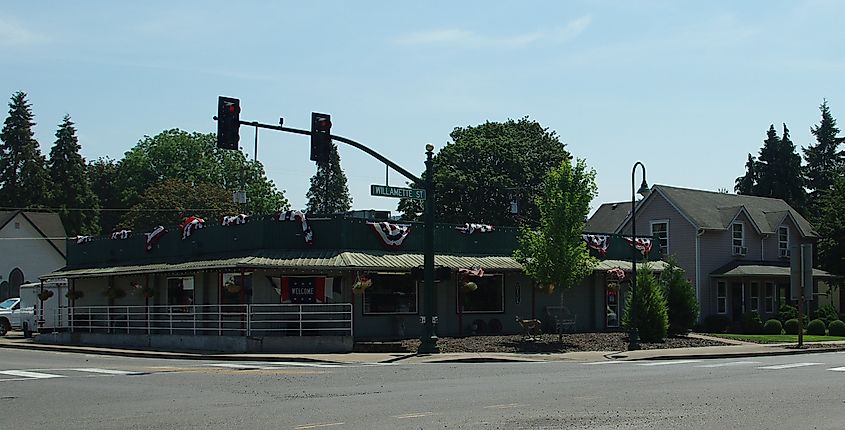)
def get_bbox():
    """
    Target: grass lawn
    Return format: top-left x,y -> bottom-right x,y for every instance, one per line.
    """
709,333 -> 845,343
